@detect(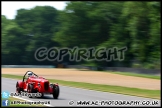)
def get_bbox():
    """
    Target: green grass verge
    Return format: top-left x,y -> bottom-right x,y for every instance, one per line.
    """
1,97 -> 44,107
2,74 -> 160,100
106,71 -> 160,80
